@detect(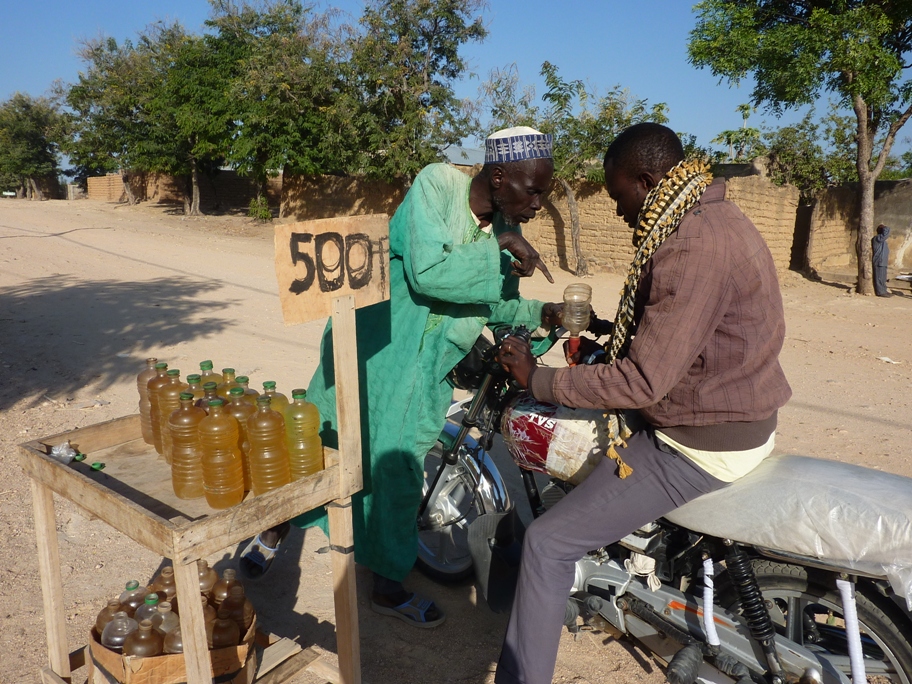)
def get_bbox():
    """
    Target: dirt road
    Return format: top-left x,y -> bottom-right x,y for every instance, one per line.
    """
1,199 -> 910,684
